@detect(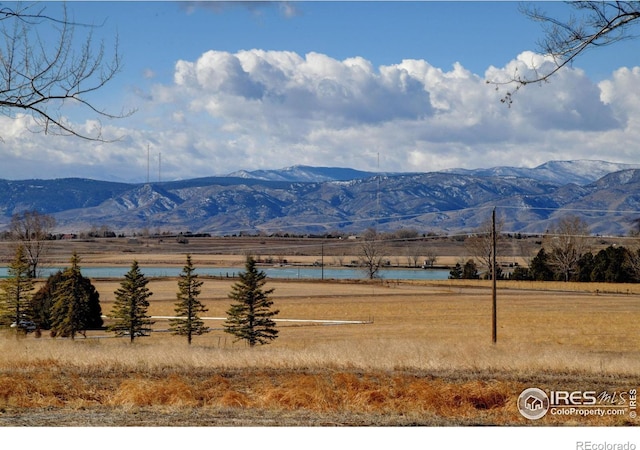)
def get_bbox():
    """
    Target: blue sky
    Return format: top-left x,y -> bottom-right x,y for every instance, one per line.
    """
2,1 -> 640,181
